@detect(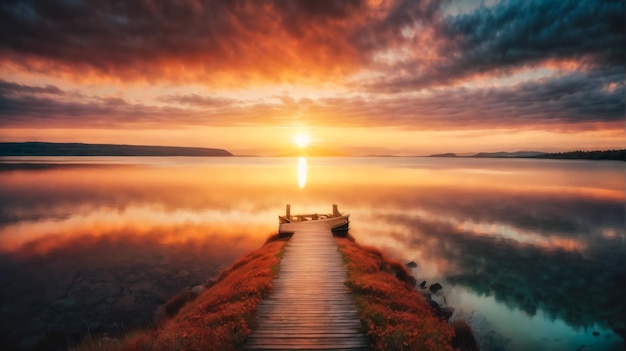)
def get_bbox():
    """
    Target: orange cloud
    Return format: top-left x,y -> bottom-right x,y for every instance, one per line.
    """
0,0 -> 442,86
